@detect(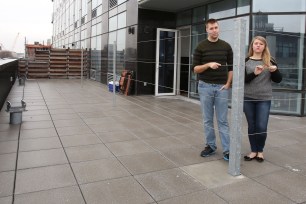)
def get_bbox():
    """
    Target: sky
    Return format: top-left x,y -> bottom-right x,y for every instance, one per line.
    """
0,0 -> 53,53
